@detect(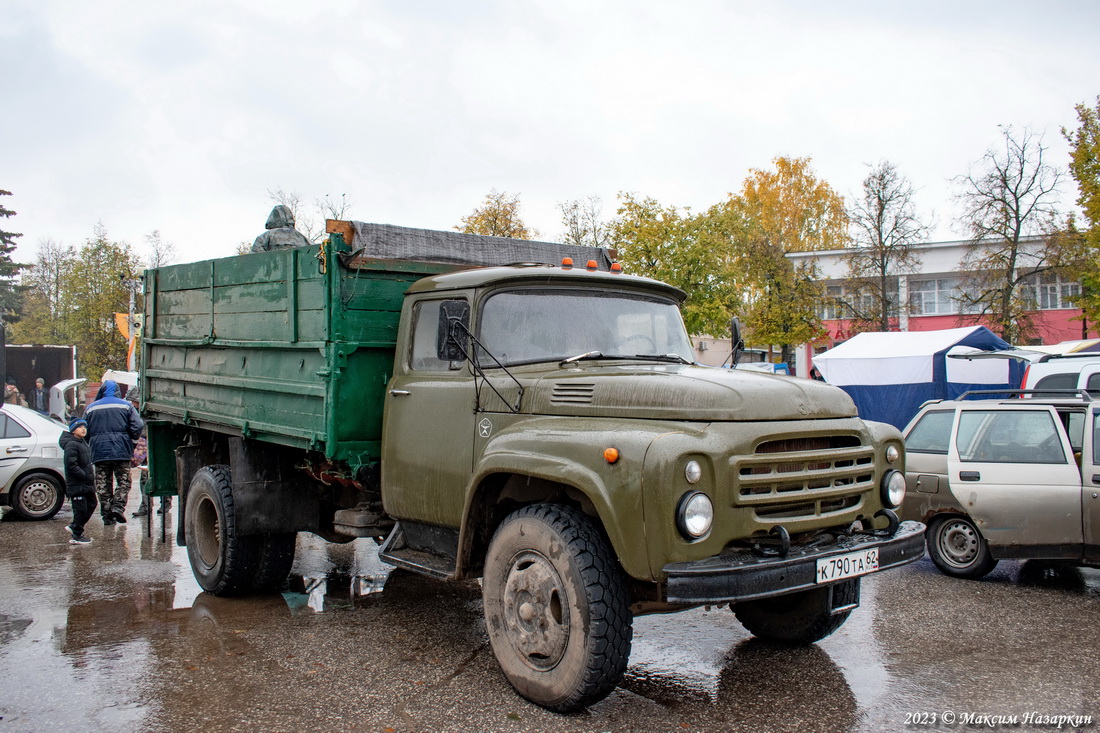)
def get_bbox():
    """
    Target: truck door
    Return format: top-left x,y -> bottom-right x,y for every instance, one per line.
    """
1085,409 -> 1100,564
947,406 -> 1082,556
382,298 -> 475,528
